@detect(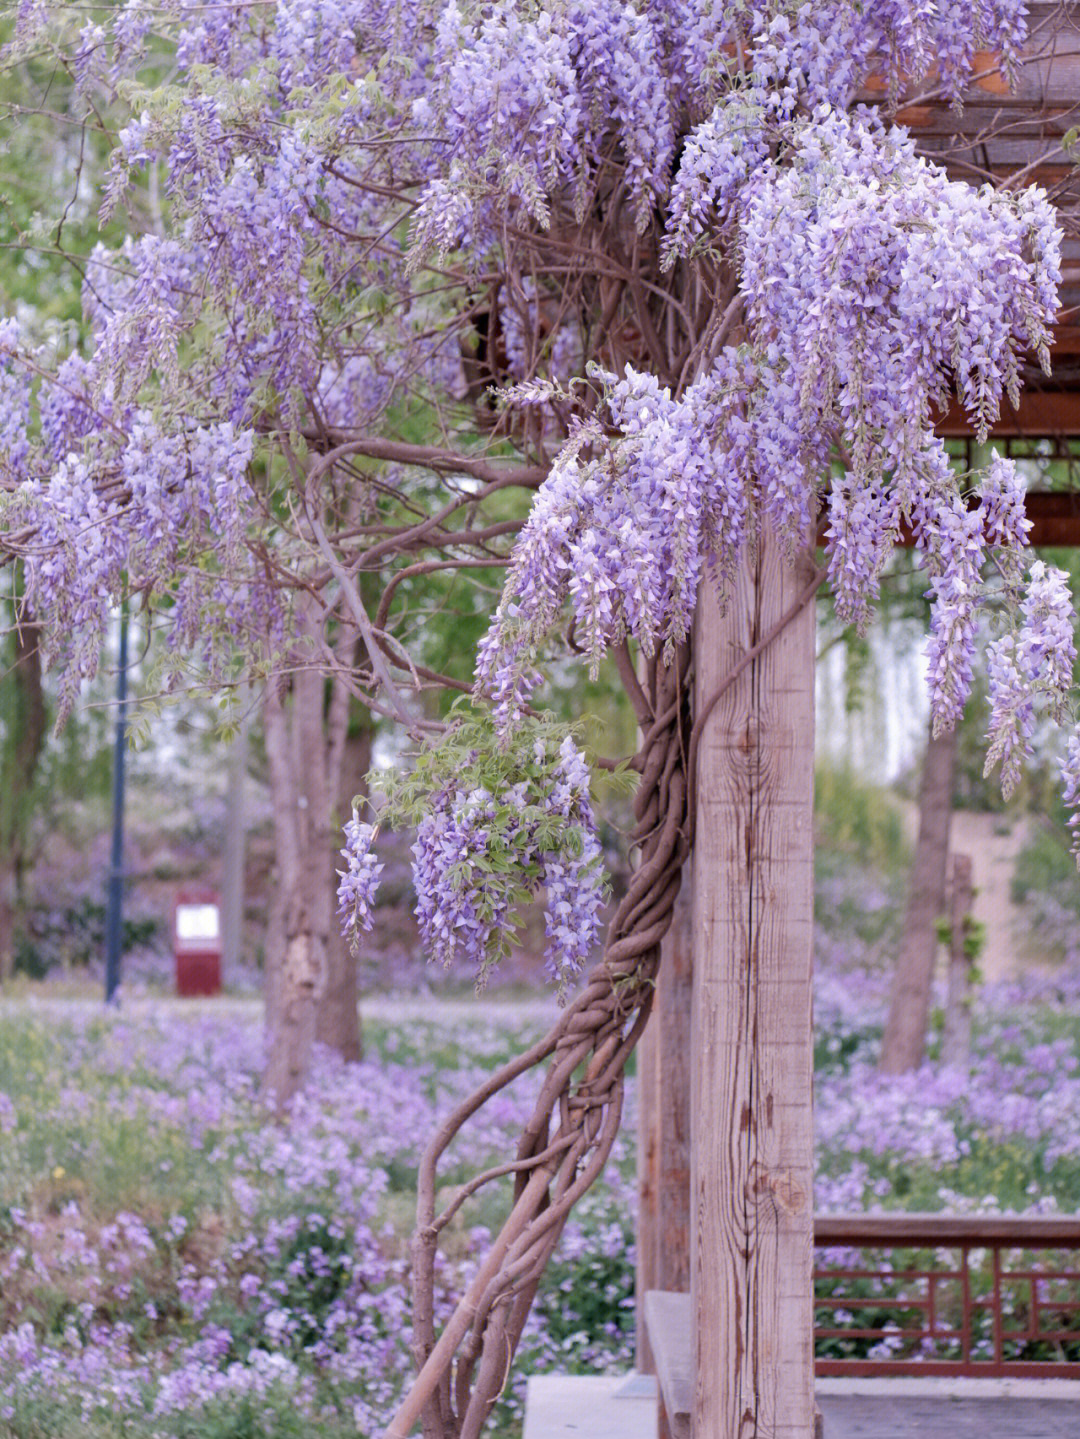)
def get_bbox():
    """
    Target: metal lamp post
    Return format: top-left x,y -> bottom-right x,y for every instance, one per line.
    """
104,607 -> 128,1005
